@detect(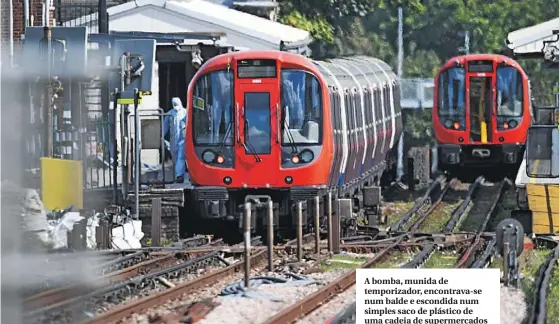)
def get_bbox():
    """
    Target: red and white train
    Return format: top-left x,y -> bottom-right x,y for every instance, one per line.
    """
185,50 -> 402,232
433,54 -> 532,174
